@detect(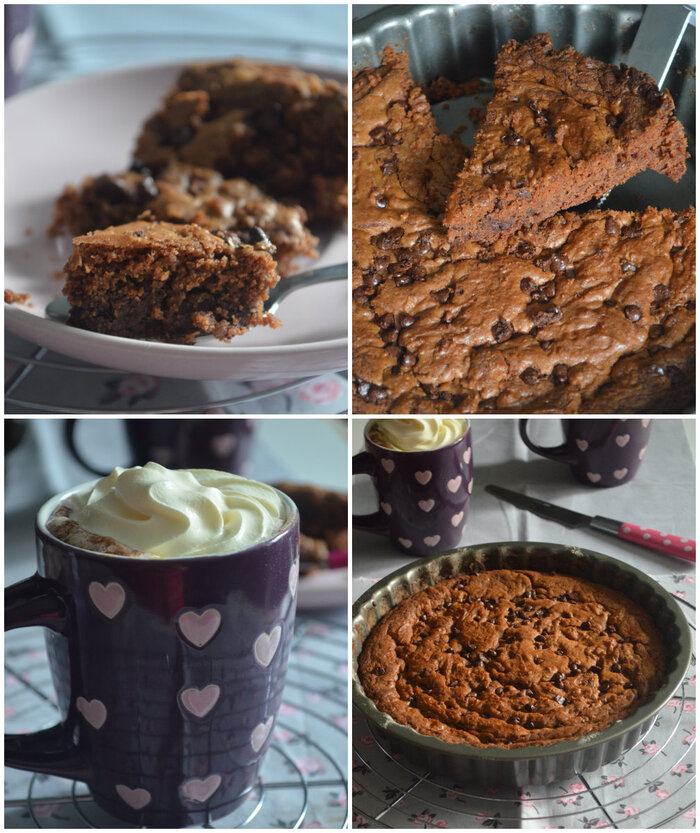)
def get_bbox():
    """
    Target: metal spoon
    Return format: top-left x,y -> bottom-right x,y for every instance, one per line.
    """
45,262 -> 347,324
